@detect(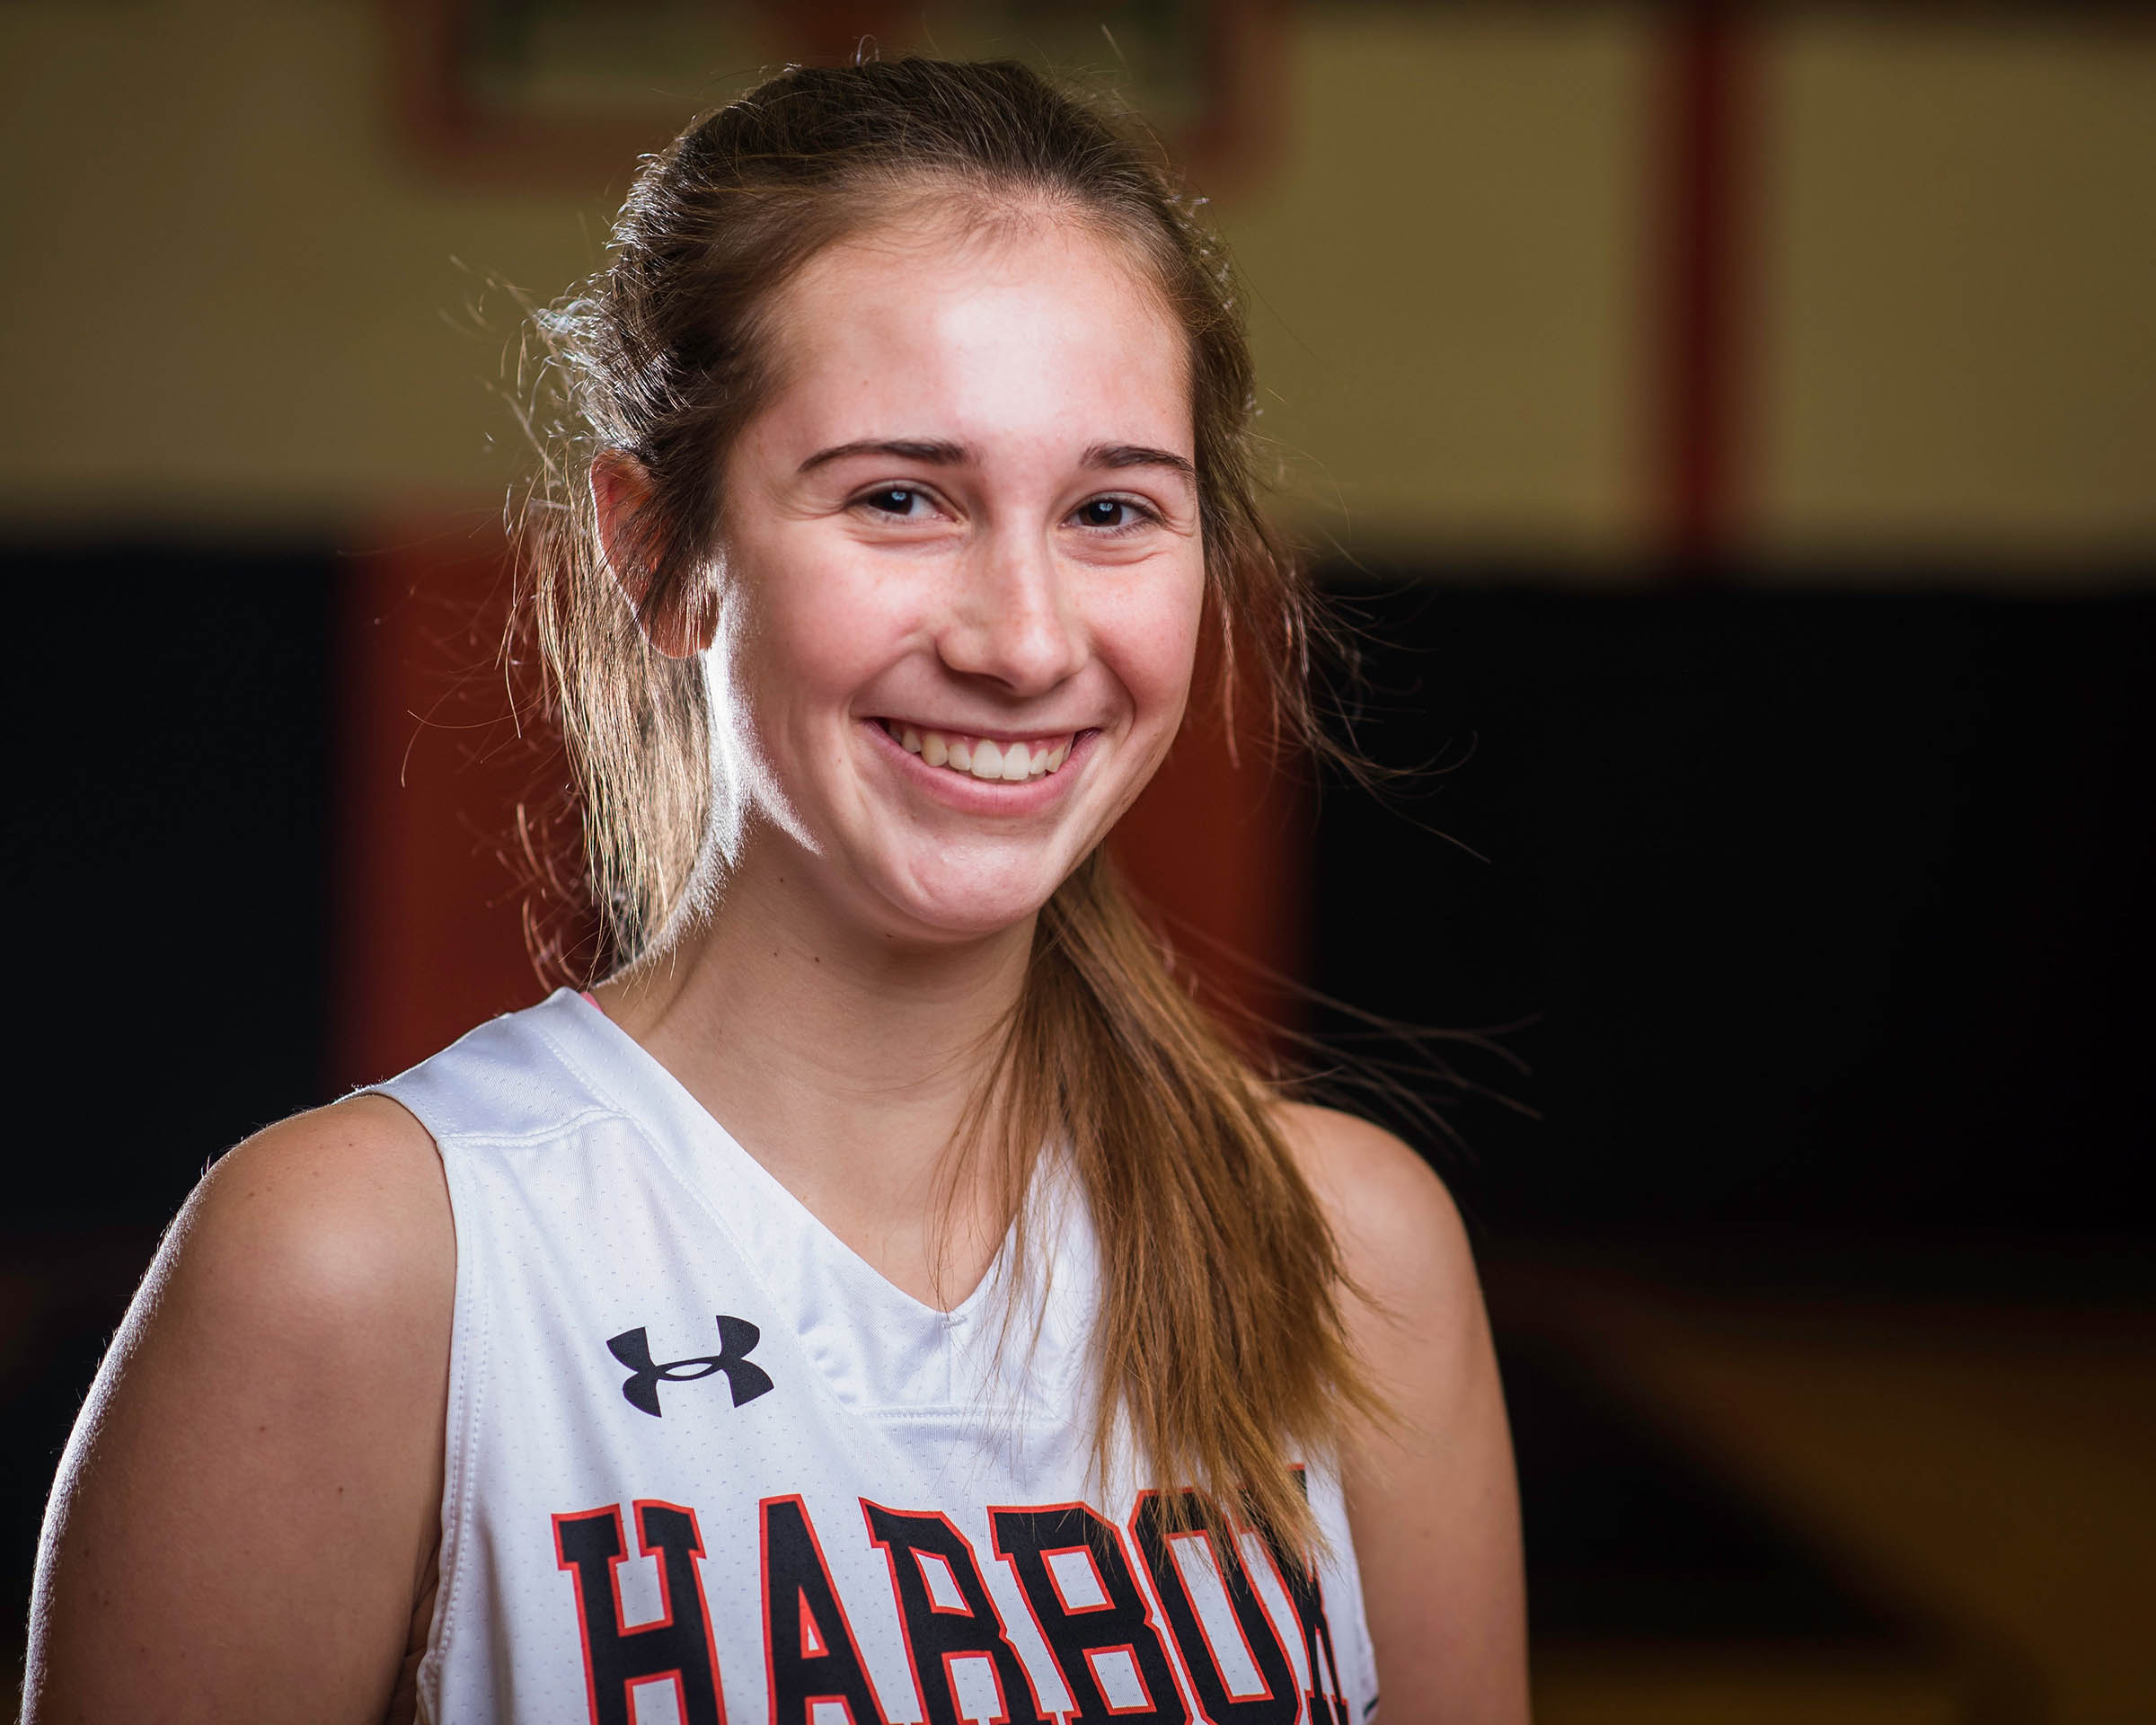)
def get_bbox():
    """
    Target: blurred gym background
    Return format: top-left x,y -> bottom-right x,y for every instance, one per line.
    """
3,1 -> 2151,1718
